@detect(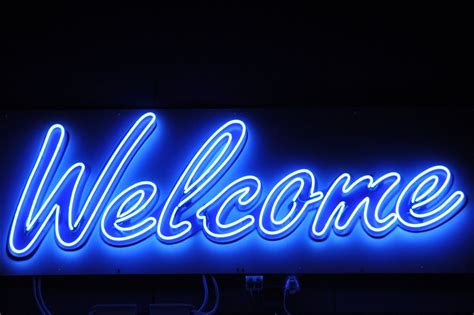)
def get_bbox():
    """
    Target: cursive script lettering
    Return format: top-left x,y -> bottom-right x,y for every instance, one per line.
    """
8,113 -> 467,258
